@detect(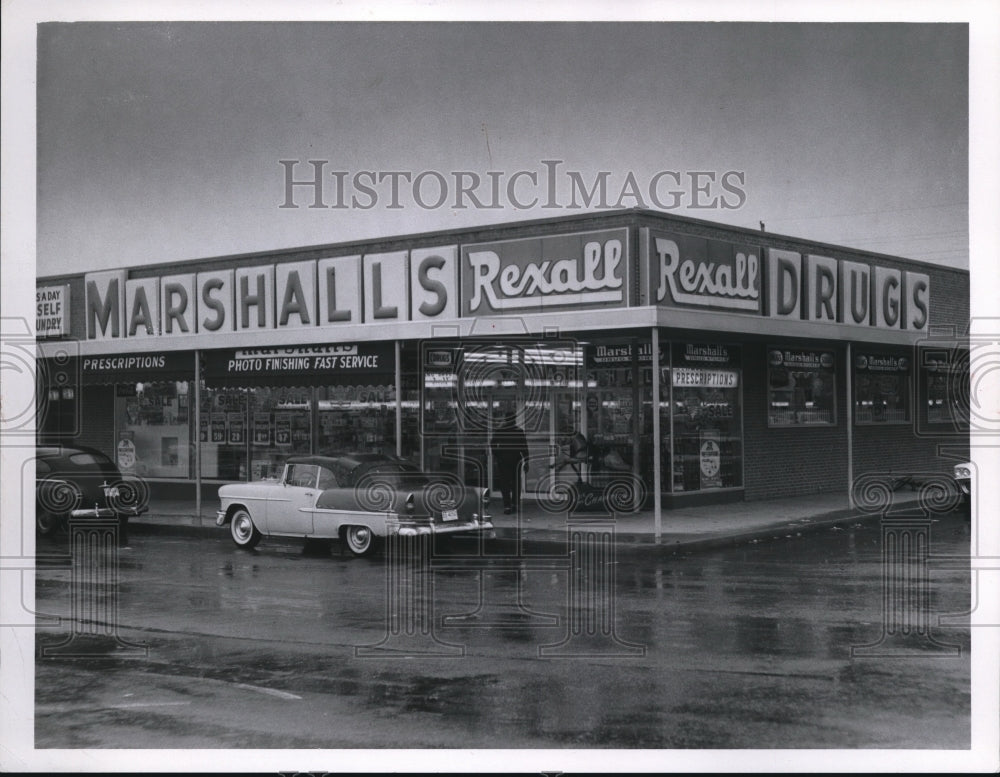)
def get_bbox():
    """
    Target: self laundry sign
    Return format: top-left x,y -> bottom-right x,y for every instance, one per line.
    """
461,229 -> 629,315
36,285 -> 70,337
